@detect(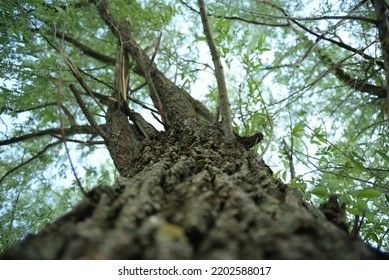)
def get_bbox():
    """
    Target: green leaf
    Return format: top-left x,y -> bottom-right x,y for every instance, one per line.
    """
356,189 -> 382,199
221,47 -> 229,56
309,185 -> 327,197
350,151 -> 366,162
195,36 -> 207,41
368,231 -> 381,245
347,207 -> 359,215
292,122 -> 305,137
290,180 -> 307,192
375,150 -> 389,163
54,6 -> 66,15
256,35 -> 266,51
